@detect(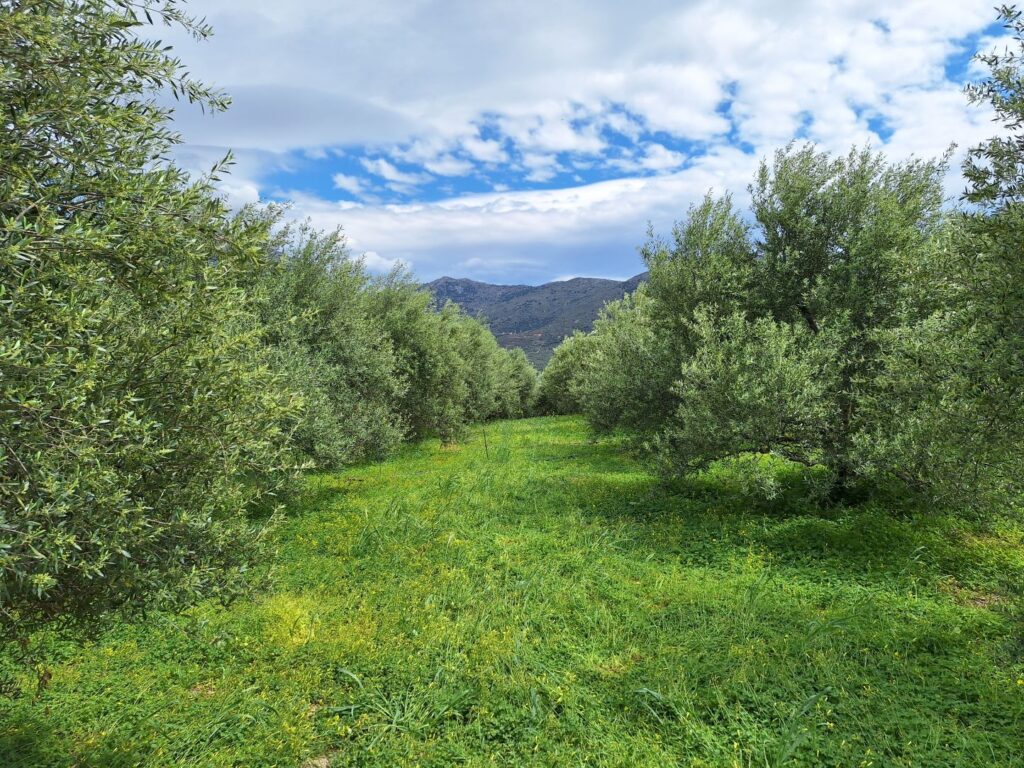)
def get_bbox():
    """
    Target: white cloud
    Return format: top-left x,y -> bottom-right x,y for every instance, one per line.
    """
168,0 -> 995,159
461,256 -> 544,277
520,152 -> 563,182
463,136 -> 509,163
612,142 -> 687,173
283,145 -> 759,280
165,84 -> 415,153
640,144 -> 686,171
602,63 -> 729,138
423,155 -> 475,176
360,250 -> 406,273
161,0 -> 1004,280
332,172 -> 368,196
359,157 -> 431,189
497,107 -> 607,155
